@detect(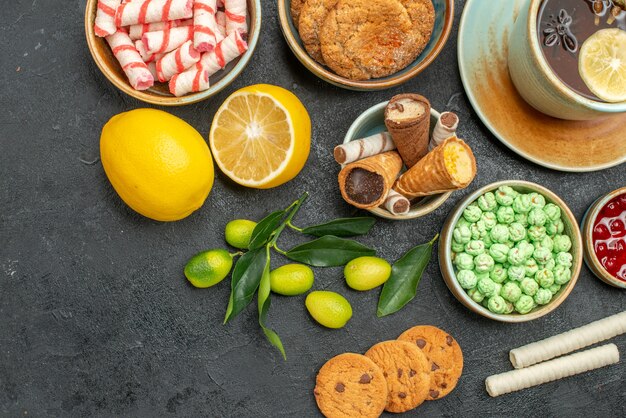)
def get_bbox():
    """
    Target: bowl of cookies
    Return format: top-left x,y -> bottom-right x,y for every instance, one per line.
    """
278,0 -> 454,90
85,0 -> 261,105
335,94 -> 477,220
439,181 -> 583,323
